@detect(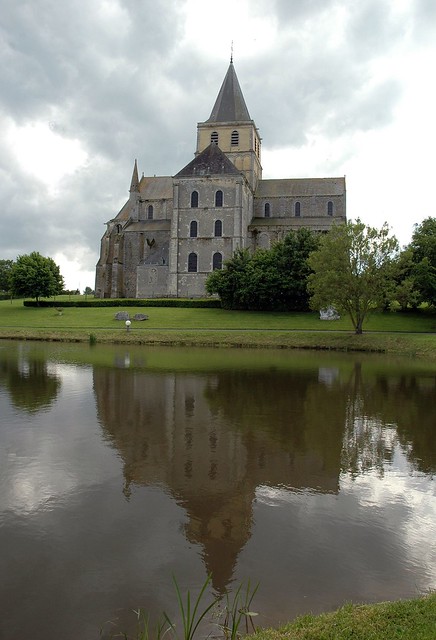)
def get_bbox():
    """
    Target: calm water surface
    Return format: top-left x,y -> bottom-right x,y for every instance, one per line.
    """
0,341 -> 435,640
